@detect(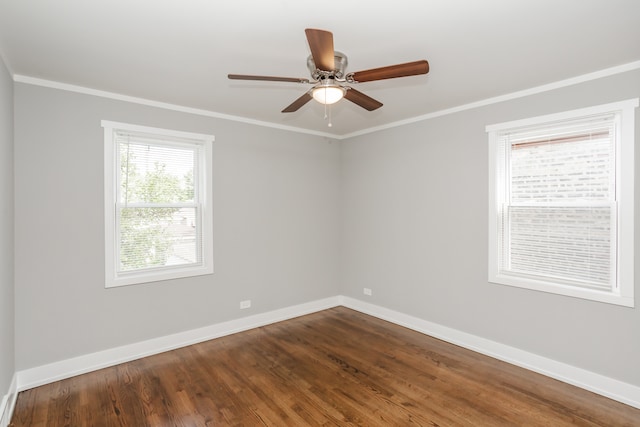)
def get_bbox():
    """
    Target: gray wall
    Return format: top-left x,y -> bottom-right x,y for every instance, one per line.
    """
0,55 -> 15,397
341,68 -> 640,386
14,84 -> 341,369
